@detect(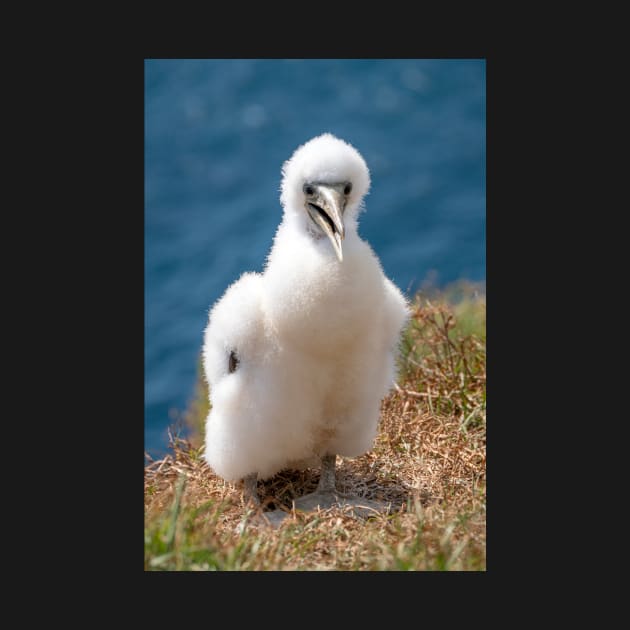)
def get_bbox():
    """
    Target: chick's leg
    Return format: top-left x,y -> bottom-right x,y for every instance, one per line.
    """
316,453 -> 337,494
292,454 -> 339,512
242,473 -> 260,506
239,472 -> 288,530
294,454 -> 391,519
